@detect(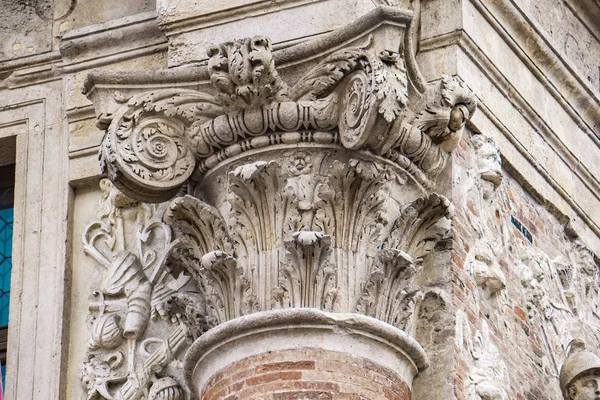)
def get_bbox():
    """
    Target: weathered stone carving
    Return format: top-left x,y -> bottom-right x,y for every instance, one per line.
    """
355,248 -> 419,330
97,31 -> 476,202
472,134 -> 503,200
457,312 -> 510,400
85,10 -> 479,398
277,231 -> 338,310
81,180 -> 208,400
383,193 -> 454,264
207,36 -> 288,110
560,339 -> 600,400
415,75 -> 478,152
98,89 -> 221,202
353,193 -> 454,332
82,165 -> 455,398
164,195 -> 257,325
469,244 -> 506,296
